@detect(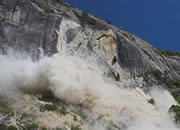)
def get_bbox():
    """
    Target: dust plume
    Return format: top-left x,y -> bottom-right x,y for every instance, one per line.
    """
0,50 -> 179,130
